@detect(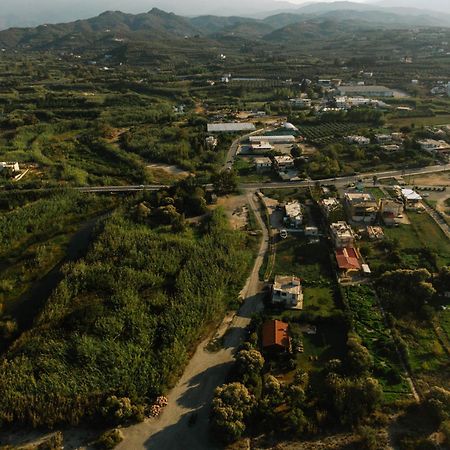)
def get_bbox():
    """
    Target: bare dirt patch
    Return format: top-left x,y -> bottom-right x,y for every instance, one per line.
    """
404,171 -> 450,187
146,164 -> 192,183
216,194 -> 249,230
